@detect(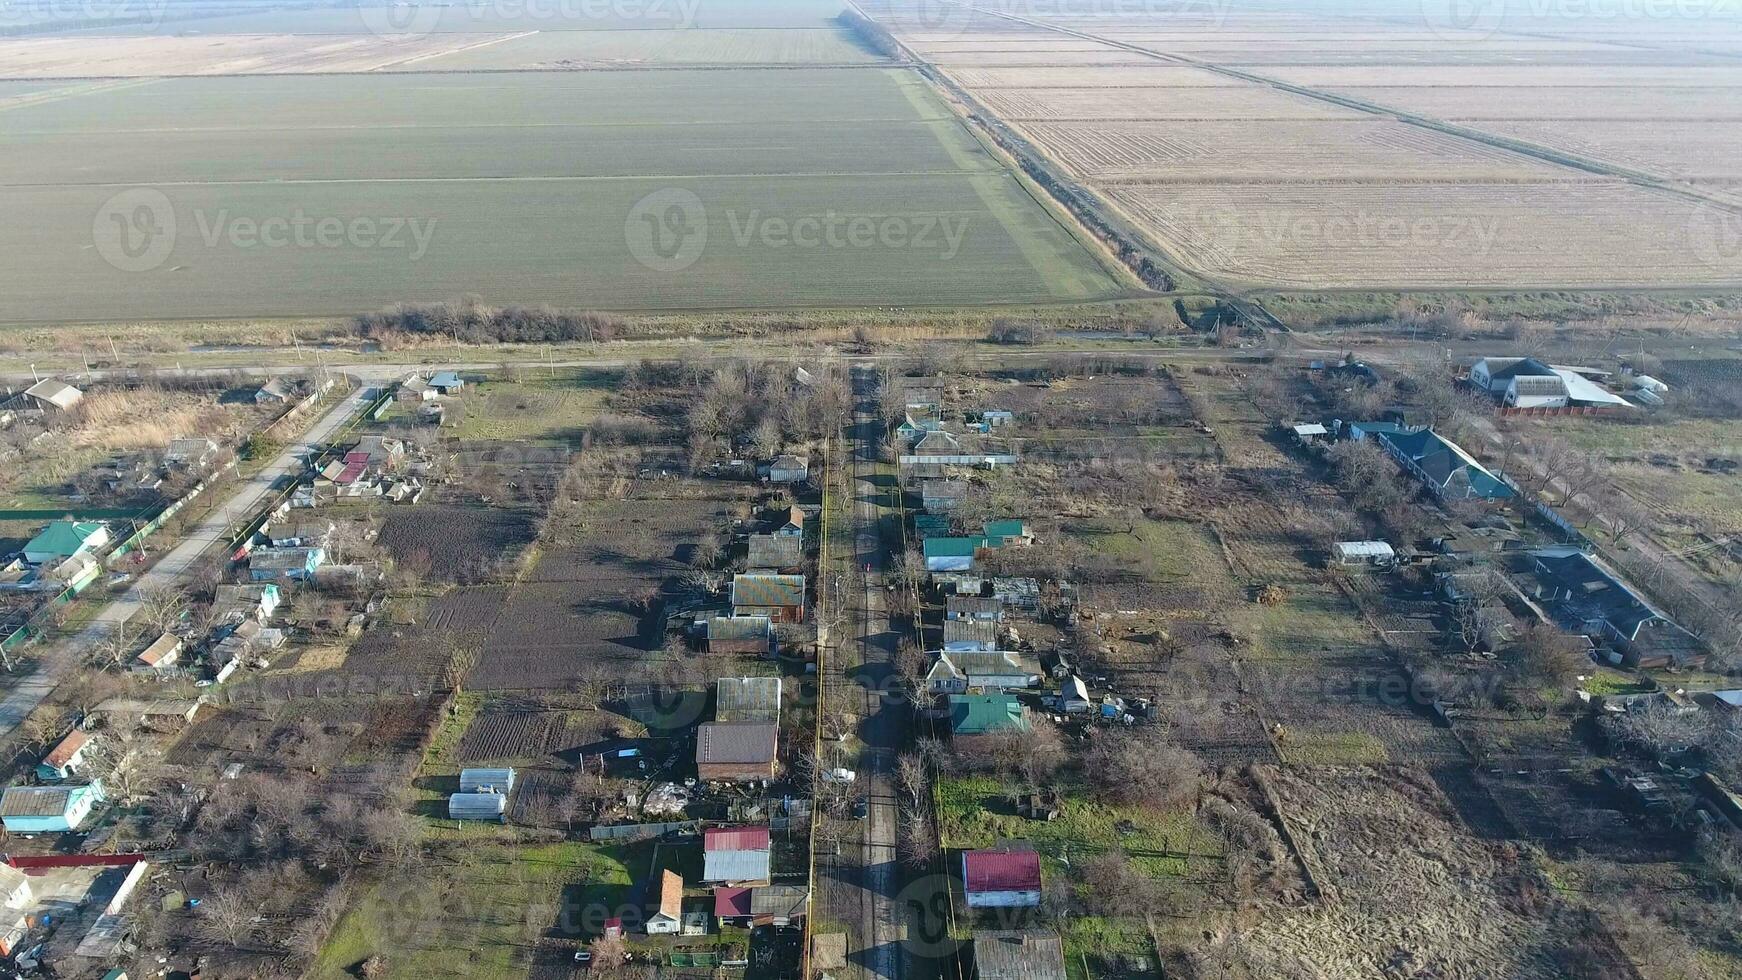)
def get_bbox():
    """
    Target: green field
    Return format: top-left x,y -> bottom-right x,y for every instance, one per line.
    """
0,64 -> 1124,322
